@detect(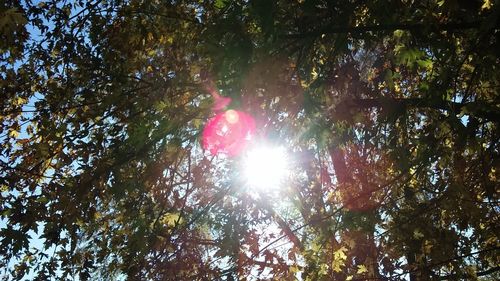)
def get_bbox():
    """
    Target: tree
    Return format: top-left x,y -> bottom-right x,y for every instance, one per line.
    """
1,0 -> 499,280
